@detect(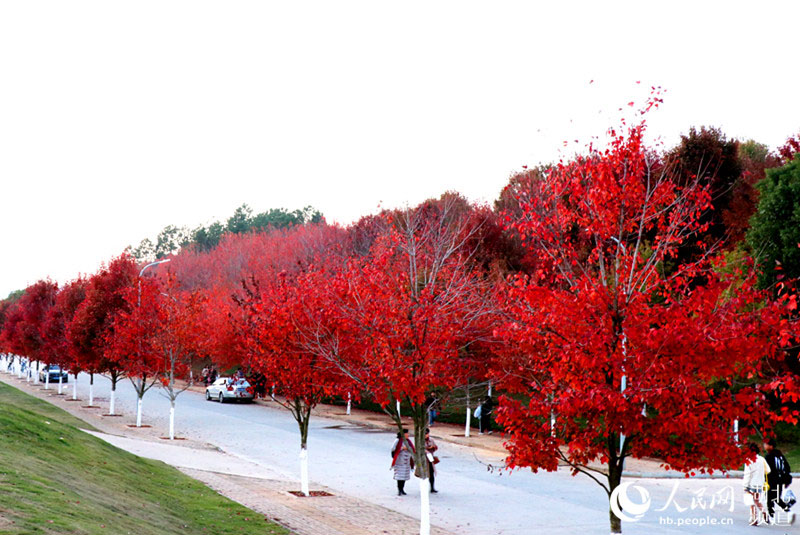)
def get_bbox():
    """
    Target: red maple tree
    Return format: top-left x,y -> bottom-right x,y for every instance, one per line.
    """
107,275 -> 203,436
493,102 -> 794,533
233,257 -> 353,495
42,278 -> 88,397
325,199 -> 493,535
67,254 -> 139,414
0,300 -> 25,373
15,280 -> 60,386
